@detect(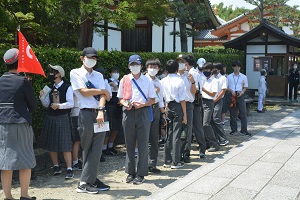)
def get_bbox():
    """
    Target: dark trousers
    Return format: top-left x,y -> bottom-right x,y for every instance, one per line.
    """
193,103 -> 206,154
229,93 -> 248,133
212,99 -> 227,143
202,98 -> 219,148
148,105 -> 160,168
164,102 -> 183,164
123,107 -> 151,176
181,102 -> 194,157
78,110 -> 106,184
289,82 -> 299,100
